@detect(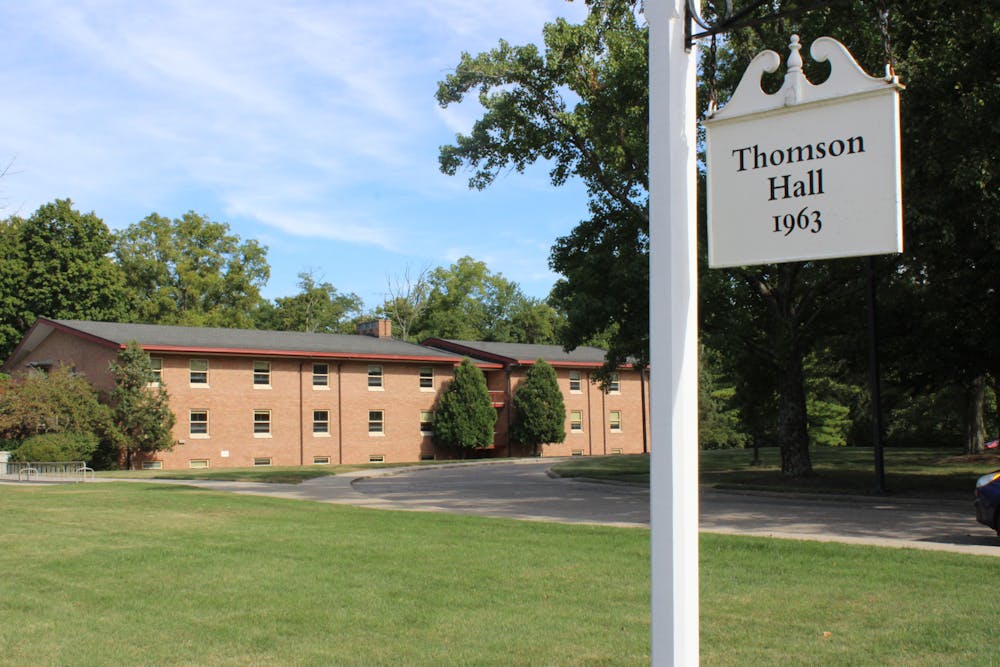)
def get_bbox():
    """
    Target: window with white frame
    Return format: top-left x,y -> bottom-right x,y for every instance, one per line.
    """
419,367 -> 434,390
368,410 -> 384,435
368,364 -> 383,389
189,410 -> 209,437
189,359 -> 209,385
189,459 -> 210,469
313,456 -> 330,465
569,370 -> 582,393
313,363 -> 329,388
253,410 -> 271,436
313,410 -> 330,435
570,410 -> 584,433
369,454 -> 385,463
253,360 -> 271,386
253,457 -> 272,467
149,357 -> 162,386
420,410 -> 434,435
141,461 -> 163,470
608,372 -> 621,394
609,410 -> 622,432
